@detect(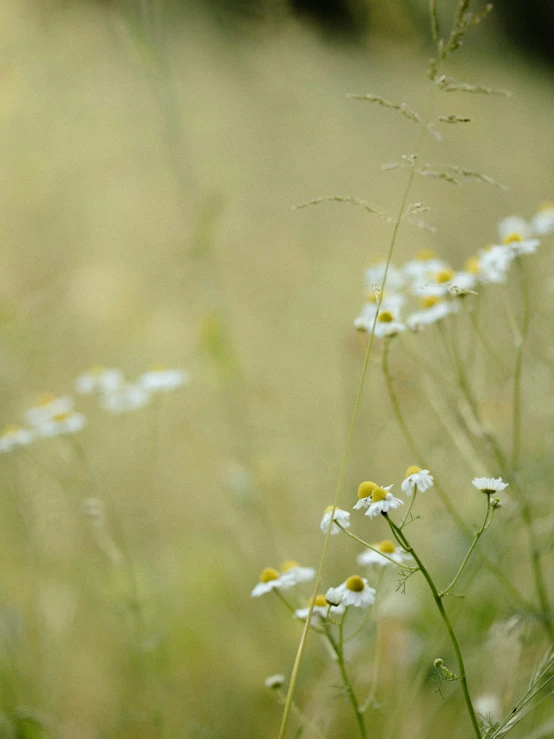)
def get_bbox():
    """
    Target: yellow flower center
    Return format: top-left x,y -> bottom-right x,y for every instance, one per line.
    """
434,268 -> 455,284
420,295 -> 441,309
367,290 -> 381,303
371,487 -> 388,502
35,393 -> 57,407
416,249 -> 435,261
464,256 -> 480,274
260,567 -> 279,583
1,425 -> 21,438
324,505 -> 335,514
346,575 -> 365,592
378,540 -> 396,554
358,481 -> 378,500
150,362 -> 167,372
378,310 -> 394,323
503,233 -> 522,244
539,201 -> 554,212
405,465 -> 421,478
280,560 -> 299,572
52,412 -> 72,423
311,595 -> 328,607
